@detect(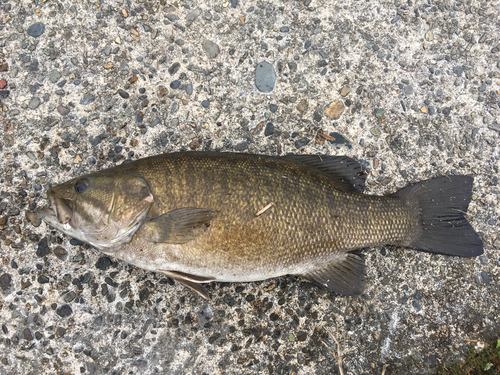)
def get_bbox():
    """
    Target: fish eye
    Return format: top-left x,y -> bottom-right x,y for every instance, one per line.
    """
74,180 -> 89,193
